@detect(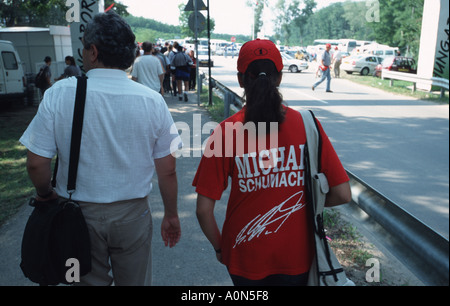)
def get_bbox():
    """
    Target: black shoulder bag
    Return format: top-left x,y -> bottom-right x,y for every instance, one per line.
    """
20,76 -> 92,286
